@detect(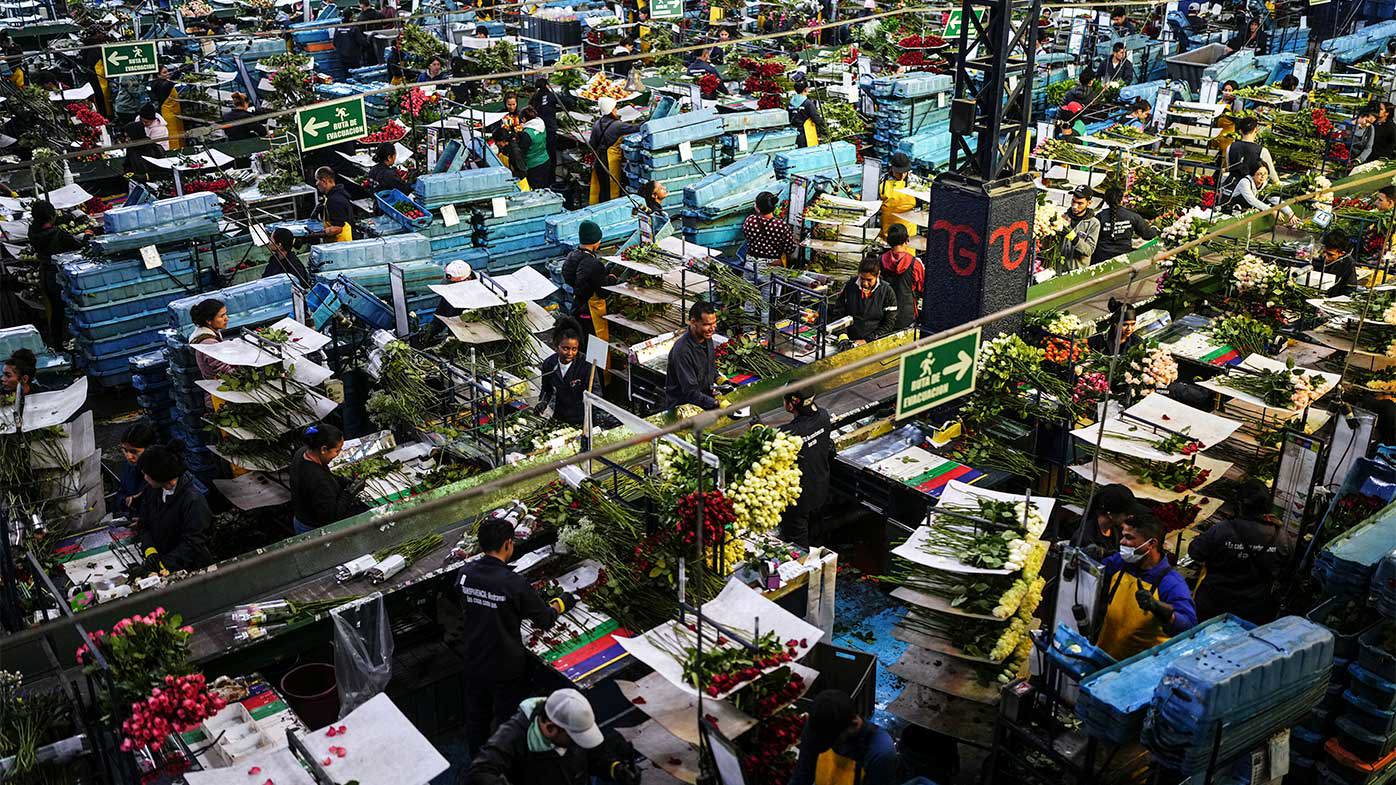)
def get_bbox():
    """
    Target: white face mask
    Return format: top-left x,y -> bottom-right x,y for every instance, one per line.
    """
1119,540 -> 1152,563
